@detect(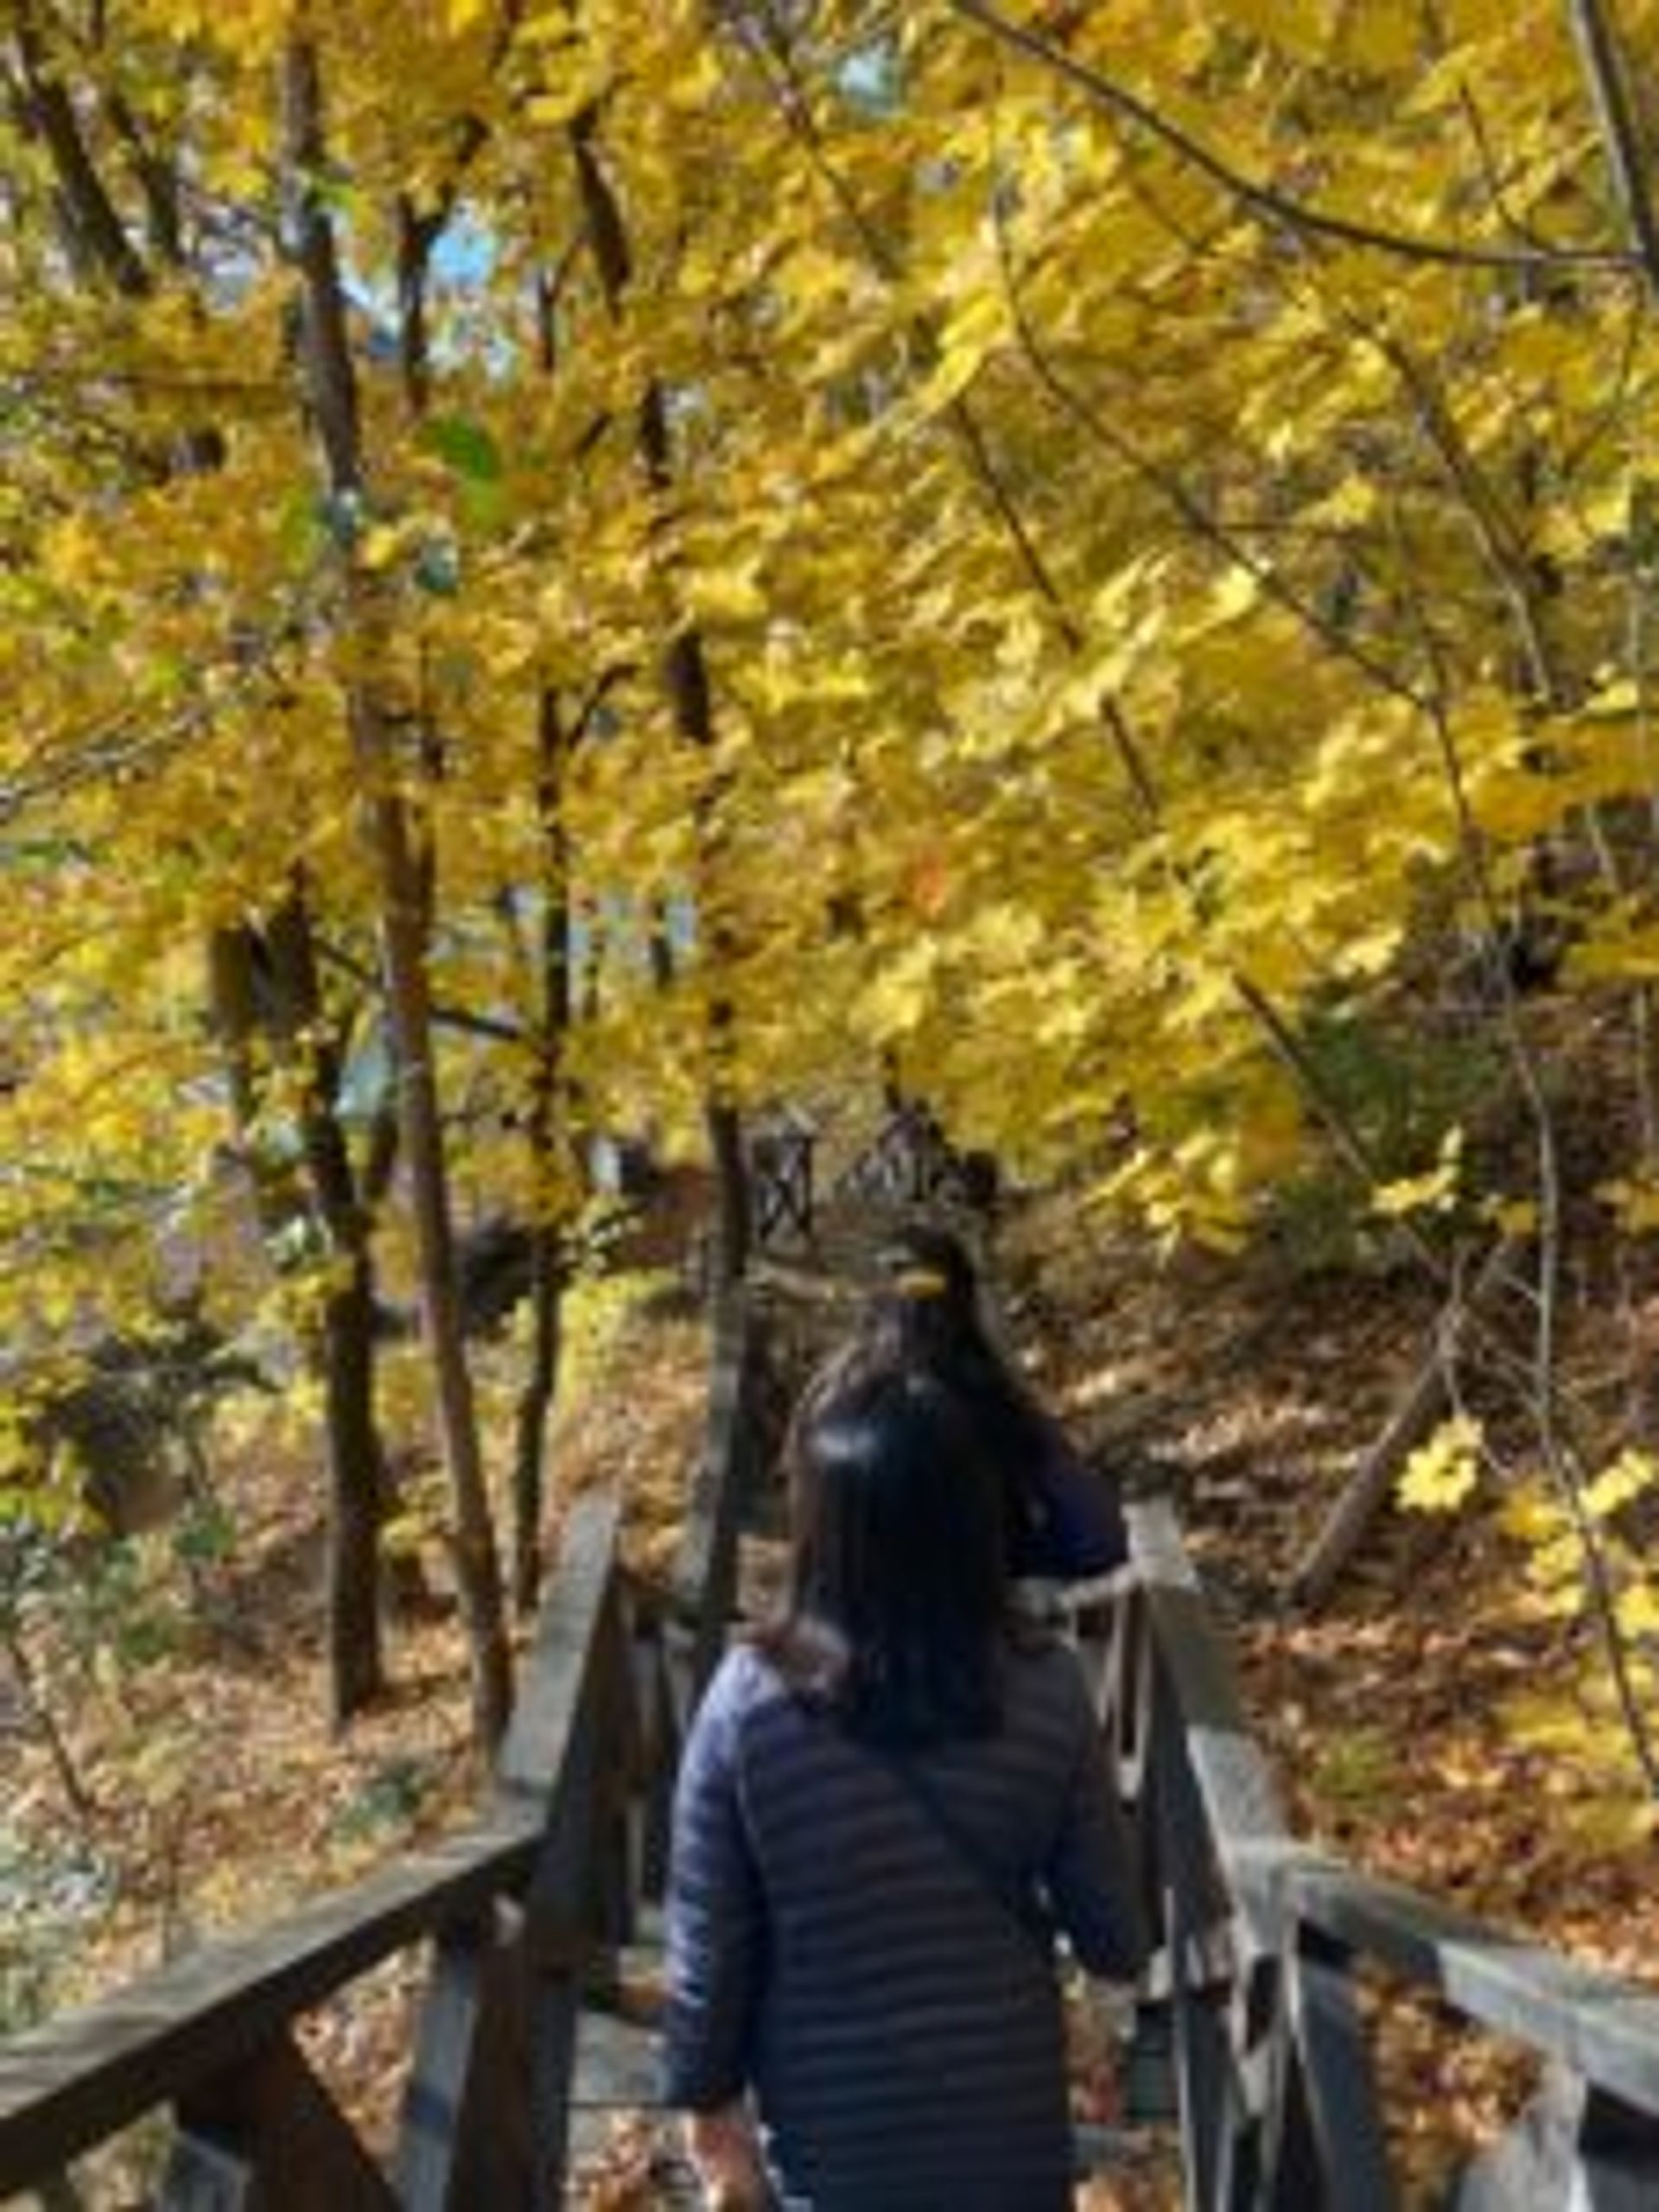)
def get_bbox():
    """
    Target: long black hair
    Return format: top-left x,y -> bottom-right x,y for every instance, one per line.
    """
821,1224 -> 1054,1557
757,1365 -> 1010,1747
